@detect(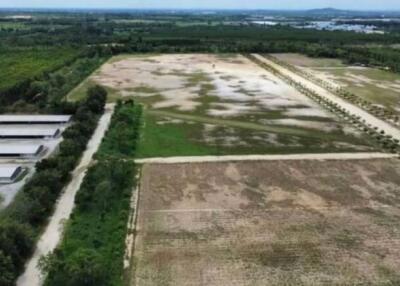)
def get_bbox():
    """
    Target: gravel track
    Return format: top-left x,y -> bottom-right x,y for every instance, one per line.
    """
135,152 -> 397,164
17,104 -> 115,286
